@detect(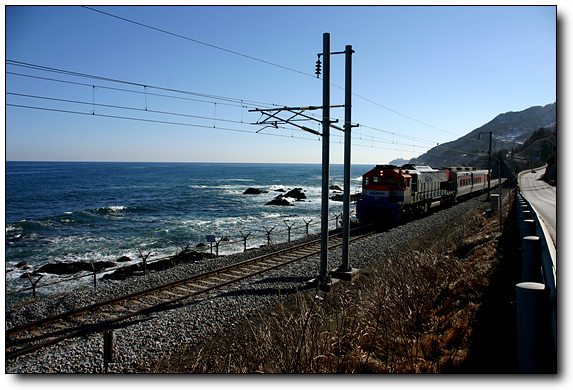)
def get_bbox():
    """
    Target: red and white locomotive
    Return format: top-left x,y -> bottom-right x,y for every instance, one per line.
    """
356,164 -> 499,223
